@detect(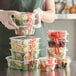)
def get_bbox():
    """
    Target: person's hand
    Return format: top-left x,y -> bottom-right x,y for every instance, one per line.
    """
0,10 -> 19,29
33,8 -> 43,28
